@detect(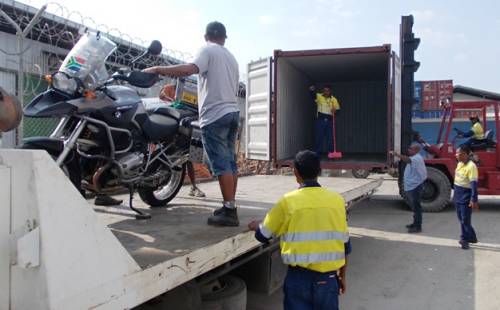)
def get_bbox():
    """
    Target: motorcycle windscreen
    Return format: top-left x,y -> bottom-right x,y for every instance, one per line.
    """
59,32 -> 117,89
